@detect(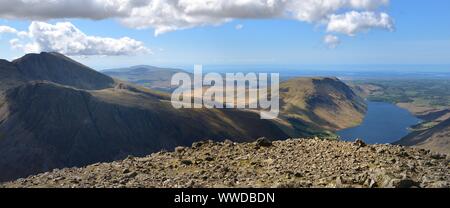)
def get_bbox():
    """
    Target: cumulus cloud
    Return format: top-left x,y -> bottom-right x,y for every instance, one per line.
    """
0,25 -> 29,38
3,21 -> 150,56
0,0 -> 393,36
235,24 -> 244,30
323,35 -> 340,48
327,11 -> 394,35
117,0 -> 393,36
0,0 -> 128,20
348,0 -> 389,10
0,25 -> 18,34
9,38 -> 39,53
0,0 -> 395,49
